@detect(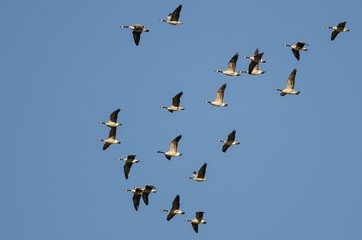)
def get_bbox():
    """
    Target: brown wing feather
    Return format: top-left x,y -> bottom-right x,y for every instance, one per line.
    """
227,130 -> 236,141
132,194 -> 141,211
197,163 -> 207,178
227,53 -> 238,71
171,195 -> 180,210
123,162 -> 133,179
132,31 -> 141,46
331,30 -> 339,41
292,49 -> 300,60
